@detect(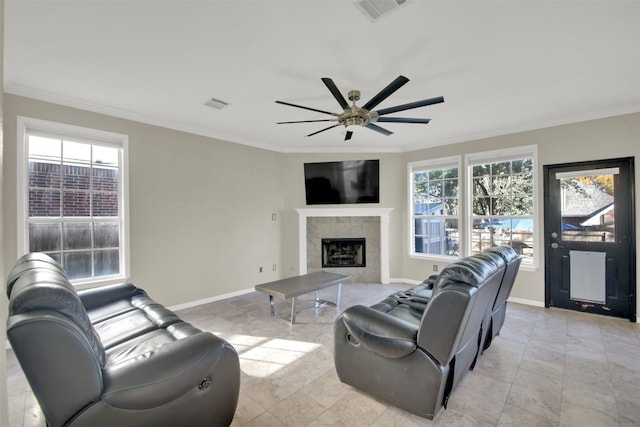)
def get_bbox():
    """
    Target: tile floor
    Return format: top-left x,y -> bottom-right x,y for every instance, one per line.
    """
6,282 -> 640,426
